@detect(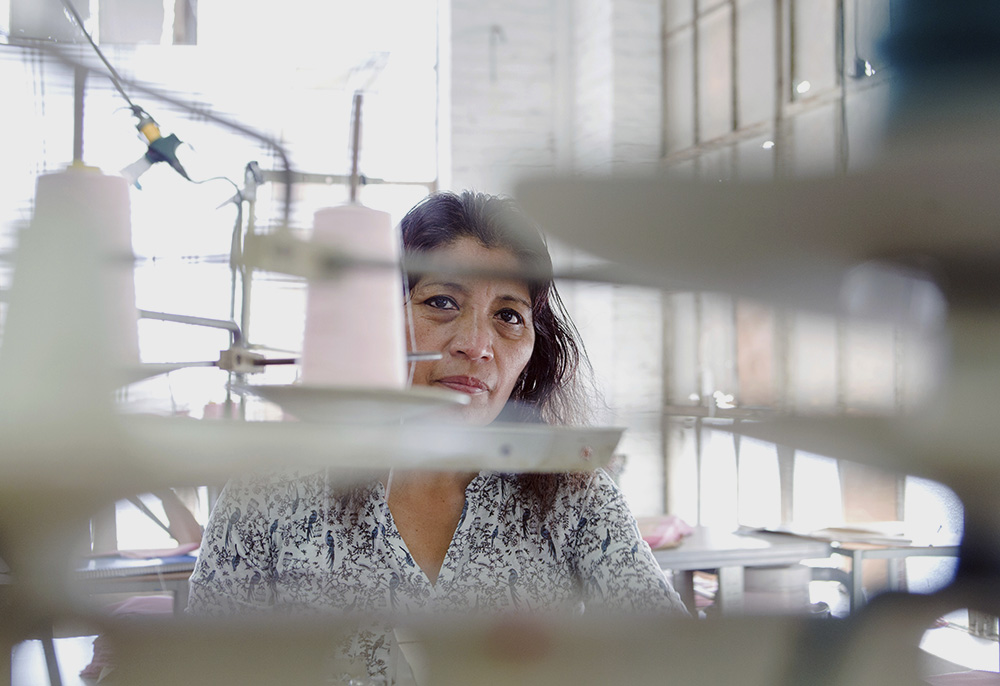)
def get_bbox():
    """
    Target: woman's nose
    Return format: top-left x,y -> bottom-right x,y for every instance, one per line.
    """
450,315 -> 494,361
